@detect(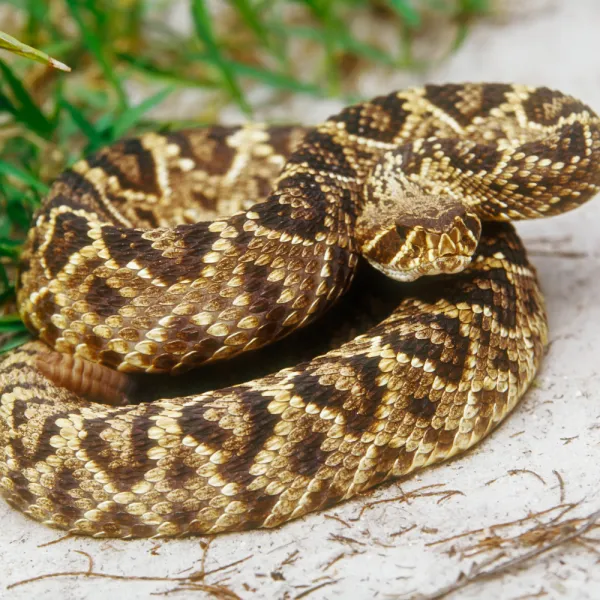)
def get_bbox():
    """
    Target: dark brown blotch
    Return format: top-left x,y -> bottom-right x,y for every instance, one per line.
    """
424,83 -> 512,127
407,394 -> 437,418
522,87 -> 585,127
85,275 -> 128,318
43,212 -> 91,278
87,138 -> 161,197
337,91 -> 409,143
